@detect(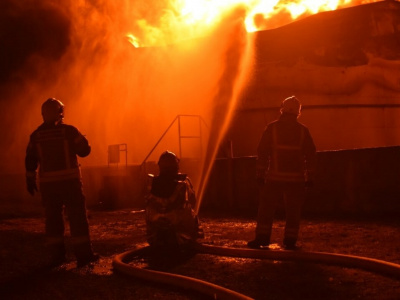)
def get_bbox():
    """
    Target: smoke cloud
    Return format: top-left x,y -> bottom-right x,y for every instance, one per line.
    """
0,0 -> 254,196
